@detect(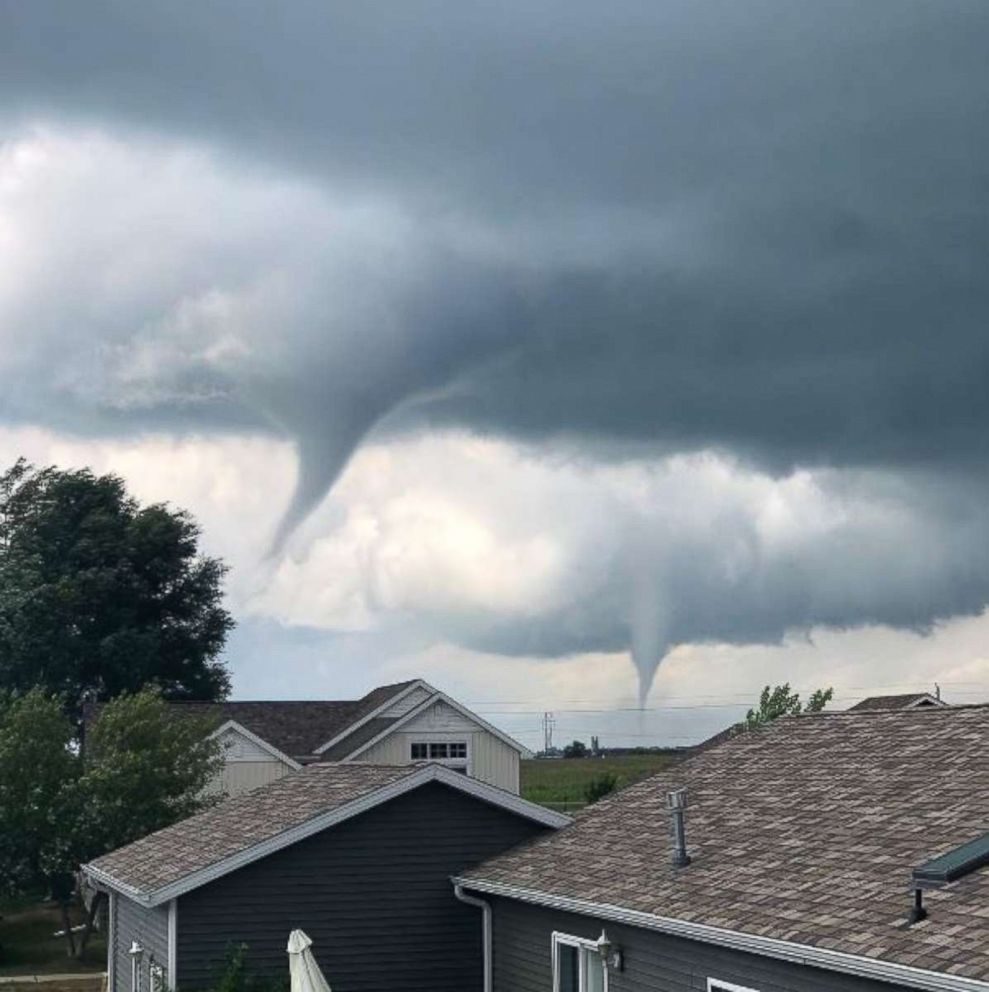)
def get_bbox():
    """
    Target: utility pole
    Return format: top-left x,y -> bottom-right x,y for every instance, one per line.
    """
542,711 -> 555,753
